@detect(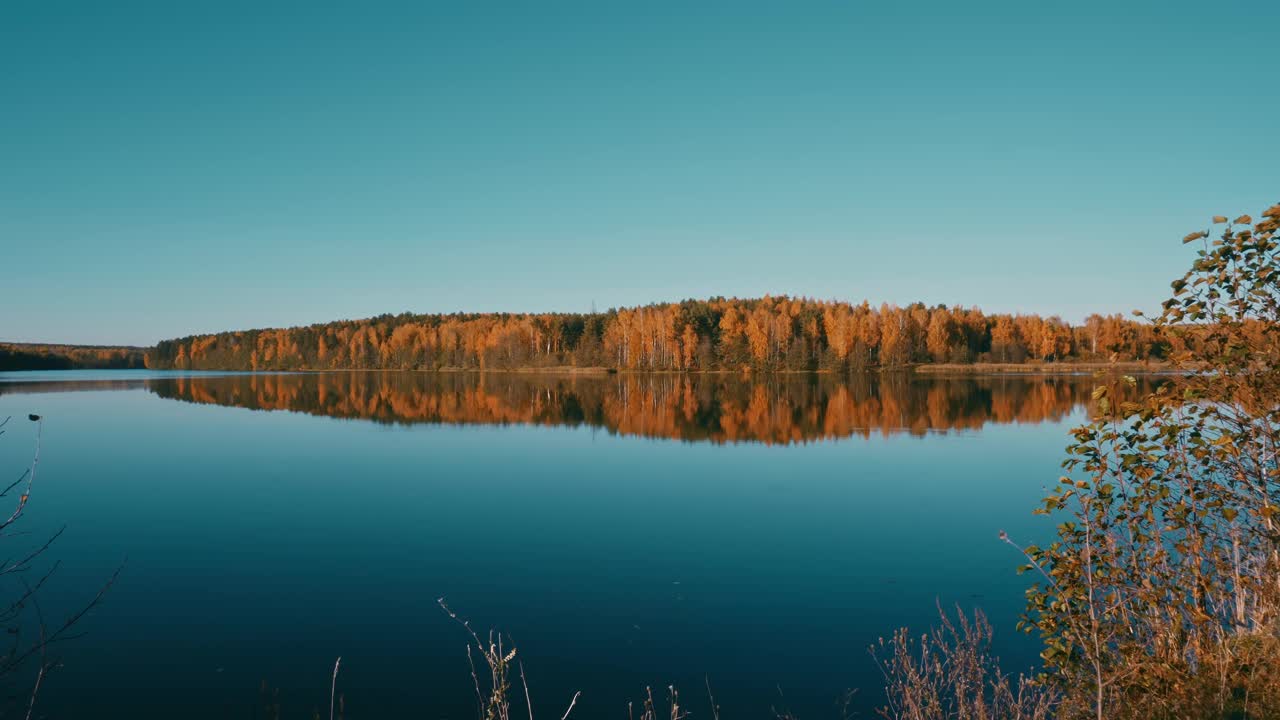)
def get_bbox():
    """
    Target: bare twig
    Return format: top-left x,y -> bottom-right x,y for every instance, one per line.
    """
705,676 -> 720,720
0,470 -> 30,501
519,660 -> 534,720
0,417 -> 40,535
24,665 -> 44,720
329,656 -> 341,720
22,576 -> 50,720
559,690 -> 581,720
0,563 -> 123,677
0,526 -> 65,576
